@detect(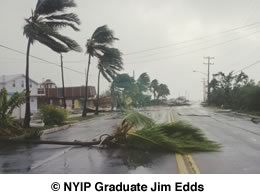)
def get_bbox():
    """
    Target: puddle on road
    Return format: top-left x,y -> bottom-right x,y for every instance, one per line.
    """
105,148 -> 163,169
